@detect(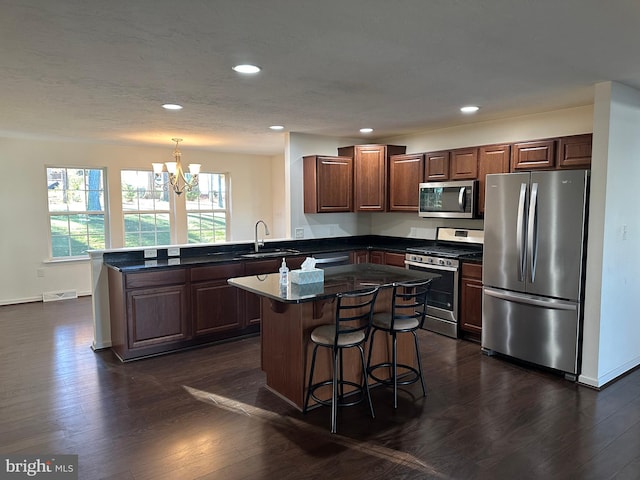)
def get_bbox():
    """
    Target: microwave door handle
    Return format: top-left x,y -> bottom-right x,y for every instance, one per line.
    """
527,183 -> 539,283
458,187 -> 466,212
516,183 -> 528,282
